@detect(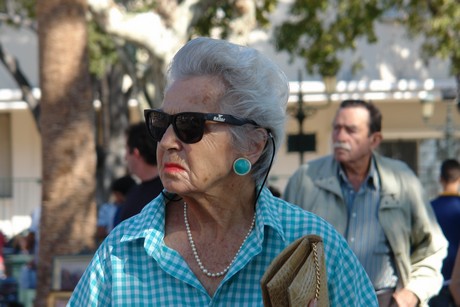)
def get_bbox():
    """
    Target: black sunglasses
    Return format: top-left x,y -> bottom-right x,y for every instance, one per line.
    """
144,109 -> 259,144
